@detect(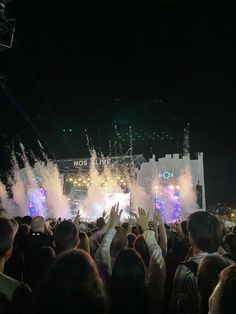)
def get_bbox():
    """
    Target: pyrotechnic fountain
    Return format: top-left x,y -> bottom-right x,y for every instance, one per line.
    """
136,126 -> 202,222
0,127 -> 204,222
1,144 -> 70,219
78,151 -> 128,219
